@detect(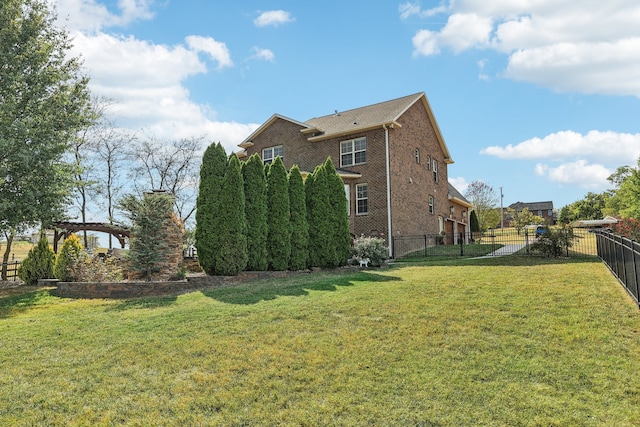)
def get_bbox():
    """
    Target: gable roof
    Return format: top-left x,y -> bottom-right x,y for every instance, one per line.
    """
238,114 -> 310,149
238,92 -> 453,163
448,183 -> 472,208
508,201 -> 554,211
